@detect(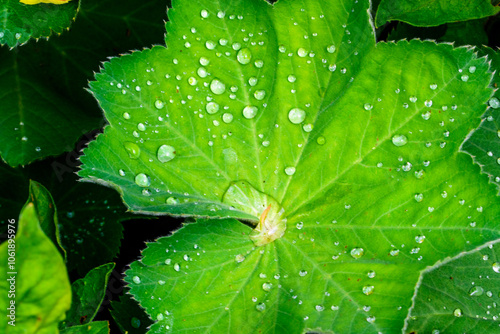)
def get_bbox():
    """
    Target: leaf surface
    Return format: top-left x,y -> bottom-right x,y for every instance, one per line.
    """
79,0 -> 500,332
375,0 -> 500,27
0,0 -> 78,47
110,292 -> 153,334
0,203 -> 71,333
60,321 -> 110,334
